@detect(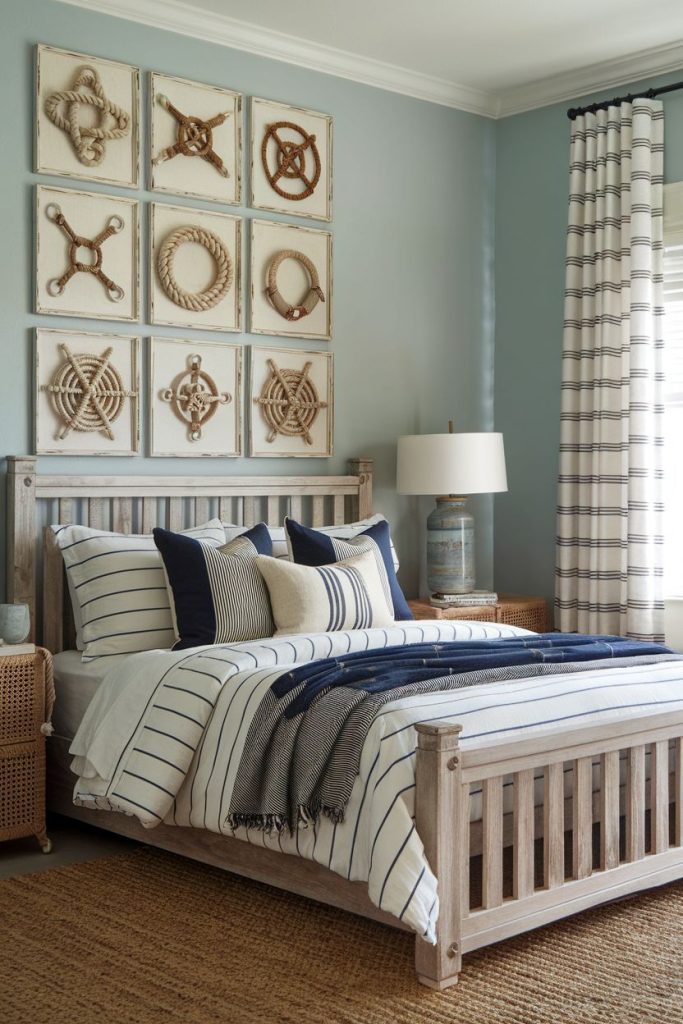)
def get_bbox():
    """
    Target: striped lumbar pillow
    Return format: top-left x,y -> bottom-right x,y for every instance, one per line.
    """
54,520 -> 226,661
153,523 -> 274,649
284,517 -> 413,621
256,549 -> 394,636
